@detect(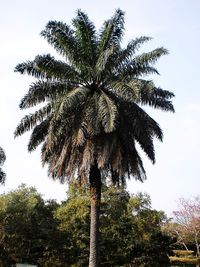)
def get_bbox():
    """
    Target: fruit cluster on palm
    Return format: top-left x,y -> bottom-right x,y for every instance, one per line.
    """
15,9 -> 174,267
0,147 -> 6,184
